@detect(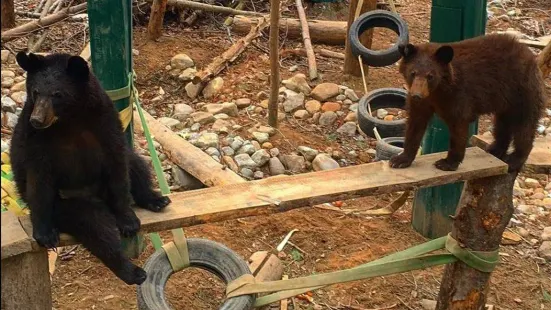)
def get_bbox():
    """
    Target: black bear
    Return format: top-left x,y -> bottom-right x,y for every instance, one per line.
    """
10,52 -> 171,285
389,34 -> 545,172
